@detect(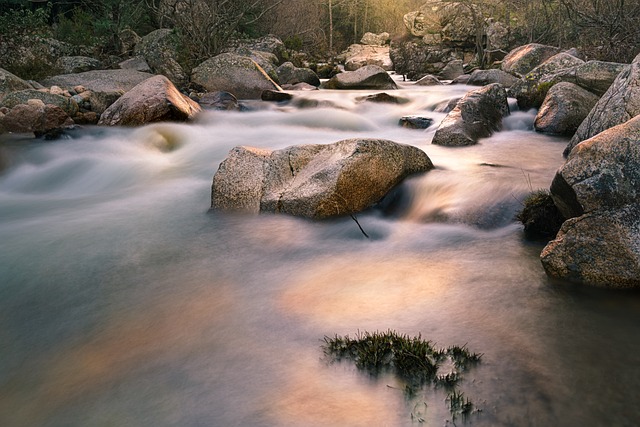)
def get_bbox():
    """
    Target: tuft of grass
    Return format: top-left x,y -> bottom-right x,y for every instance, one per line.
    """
516,189 -> 565,241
